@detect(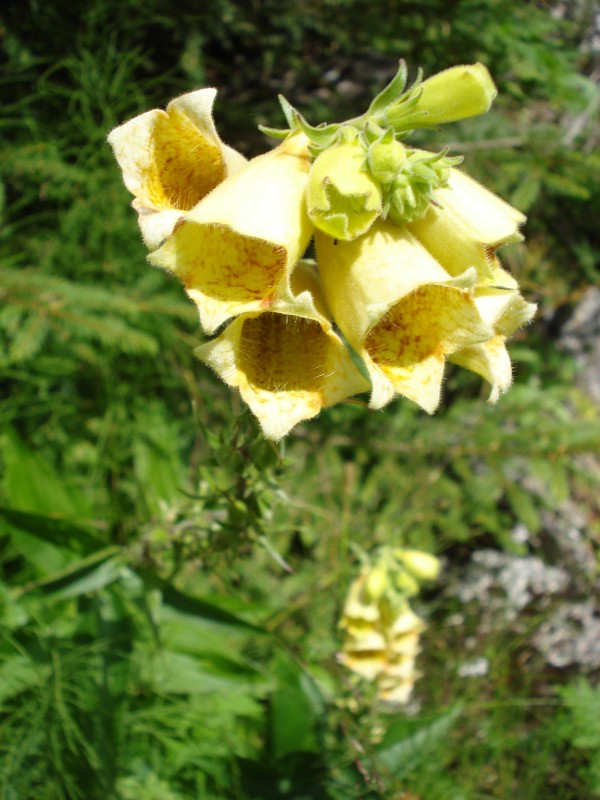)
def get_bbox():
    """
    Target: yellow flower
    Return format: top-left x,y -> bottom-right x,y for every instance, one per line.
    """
108,88 -> 246,249
339,569 -> 425,703
407,166 -> 526,281
449,262 -> 537,401
306,135 -> 382,240
150,133 -> 314,335
194,262 -> 369,440
316,221 -> 494,413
